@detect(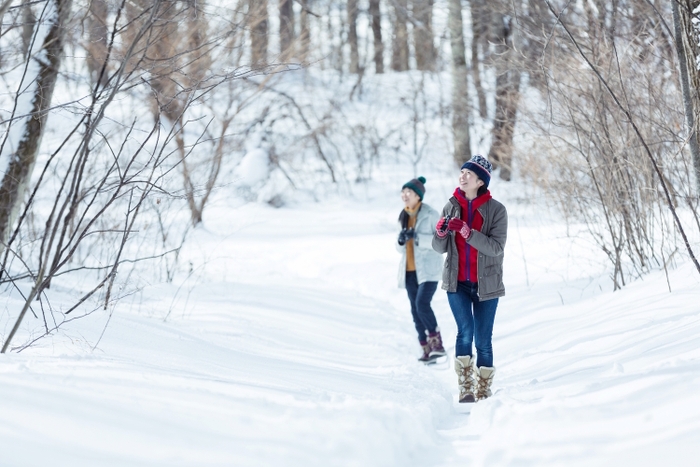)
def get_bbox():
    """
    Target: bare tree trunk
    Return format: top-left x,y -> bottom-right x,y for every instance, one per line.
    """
391,0 -> 409,71
0,0 -> 73,352
369,0 -> 384,73
348,0 -> 359,73
279,0 -> 295,58
326,1 -> 344,72
469,0 -> 487,118
20,0 -> 36,58
488,13 -> 520,181
86,0 -> 108,86
249,0 -> 268,65
412,0 -> 435,71
0,0 -> 72,252
448,0 -> 471,165
298,0 -> 310,63
124,0 -> 213,226
673,0 -> 700,193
